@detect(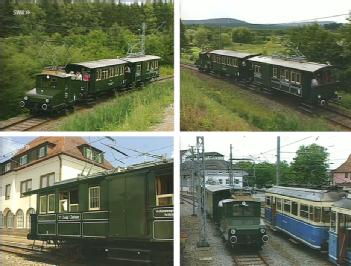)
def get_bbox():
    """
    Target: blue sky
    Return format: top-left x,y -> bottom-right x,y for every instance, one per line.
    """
0,136 -> 173,167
